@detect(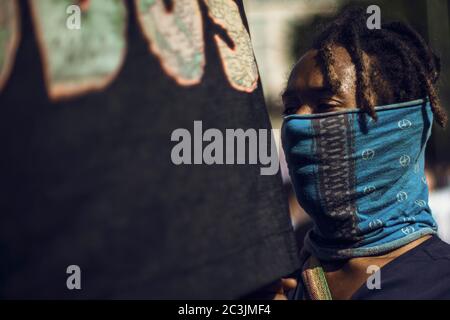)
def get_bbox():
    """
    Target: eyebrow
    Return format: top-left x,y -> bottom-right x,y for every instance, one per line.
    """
282,87 -> 335,100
